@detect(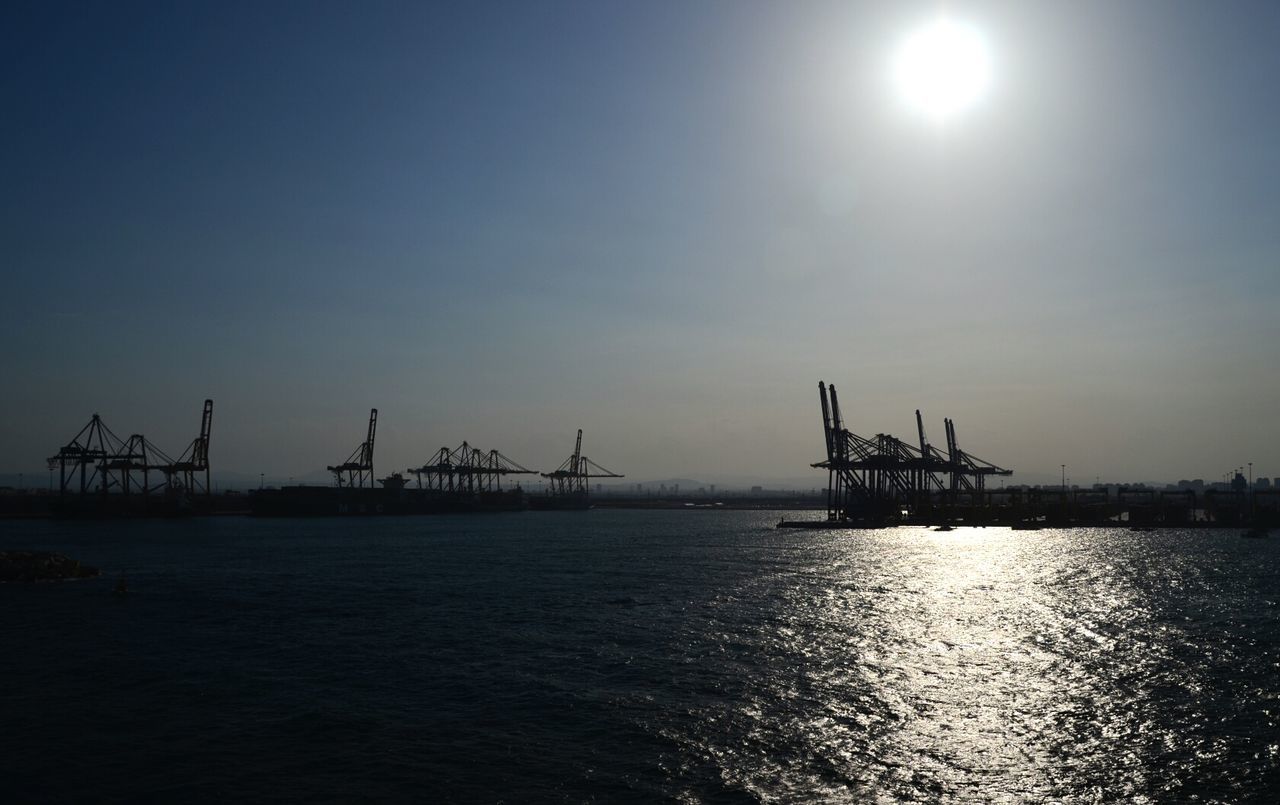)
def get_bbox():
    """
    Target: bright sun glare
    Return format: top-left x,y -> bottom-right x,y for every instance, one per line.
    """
893,17 -> 991,121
